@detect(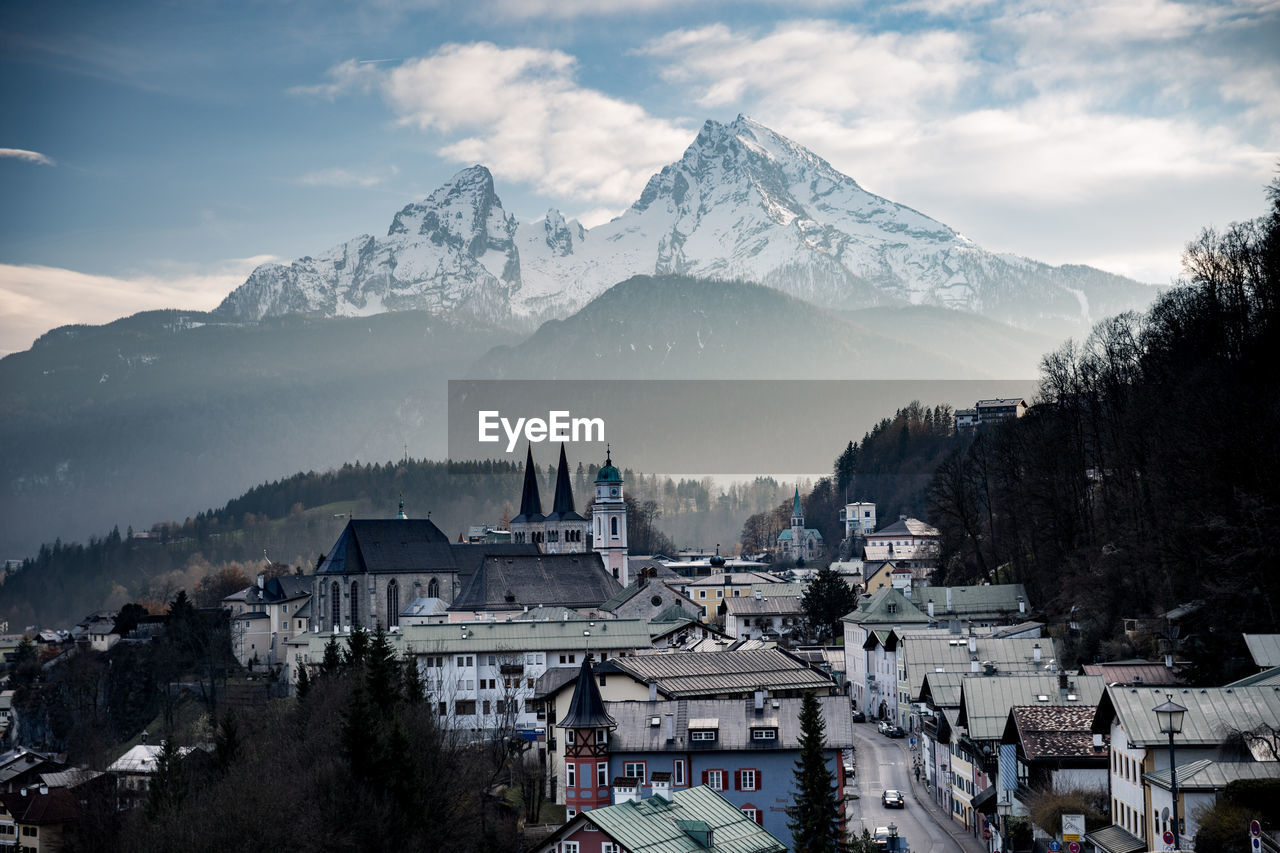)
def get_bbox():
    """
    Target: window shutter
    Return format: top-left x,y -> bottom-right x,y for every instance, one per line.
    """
733,770 -> 741,790
755,769 -> 761,790
701,770 -> 708,786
